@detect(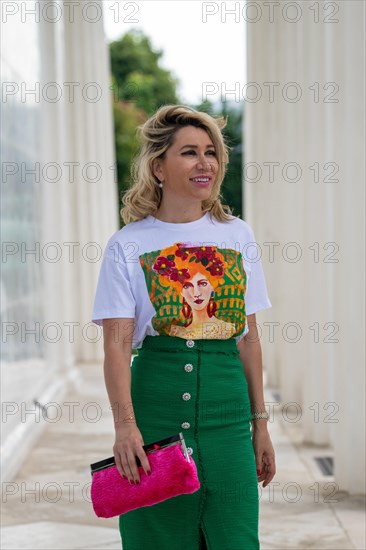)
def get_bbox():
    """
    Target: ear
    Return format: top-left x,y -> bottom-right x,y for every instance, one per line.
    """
152,158 -> 164,182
